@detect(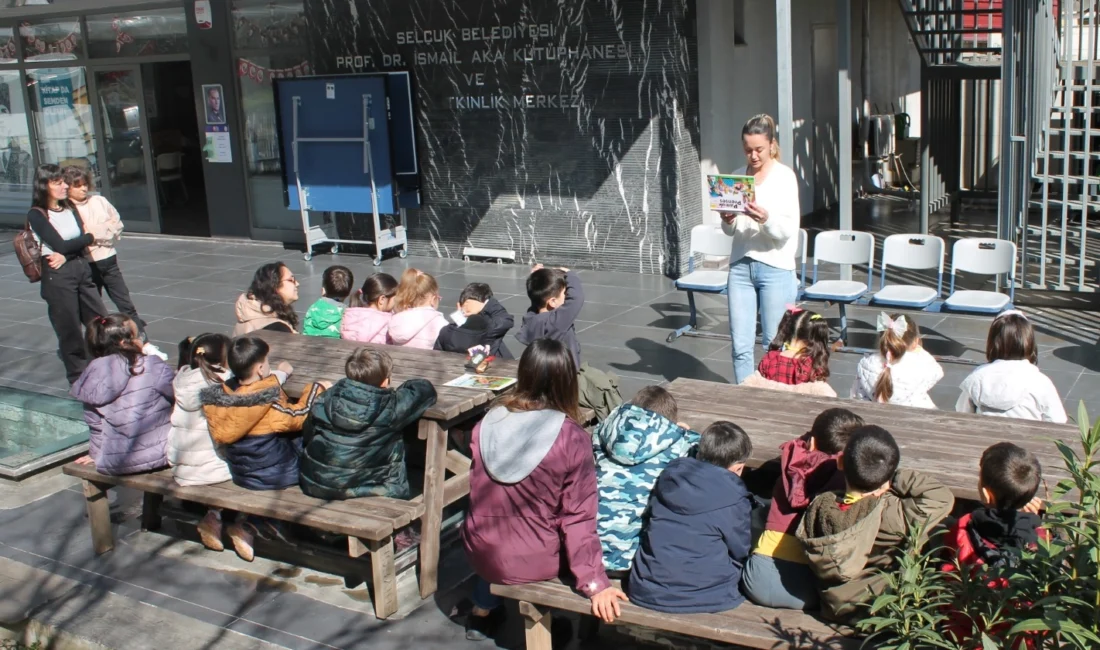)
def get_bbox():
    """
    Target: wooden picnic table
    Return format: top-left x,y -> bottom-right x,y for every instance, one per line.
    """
664,378 -> 1078,503
253,330 -> 520,599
